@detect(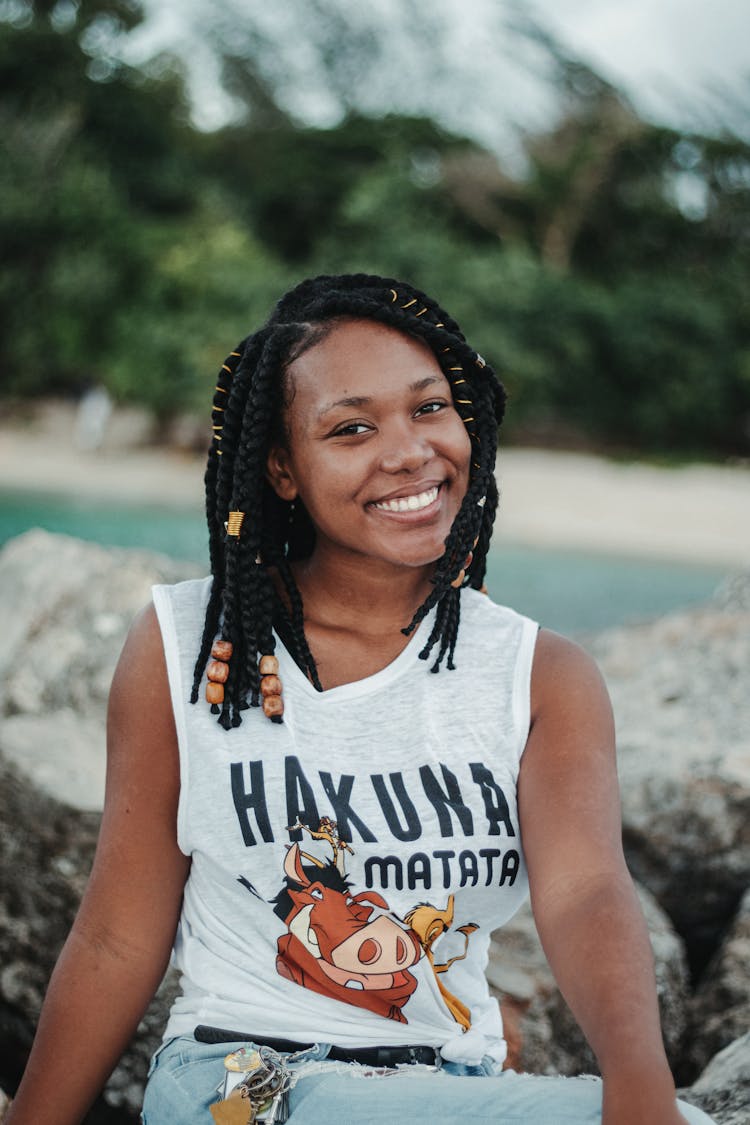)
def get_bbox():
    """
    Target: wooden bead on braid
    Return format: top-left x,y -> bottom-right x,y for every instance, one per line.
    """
262,694 -> 283,720
259,653 -> 283,721
260,674 -> 282,697
206,660 -> 229,684
206,639 -> 233,707
206,681 -> 225,705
